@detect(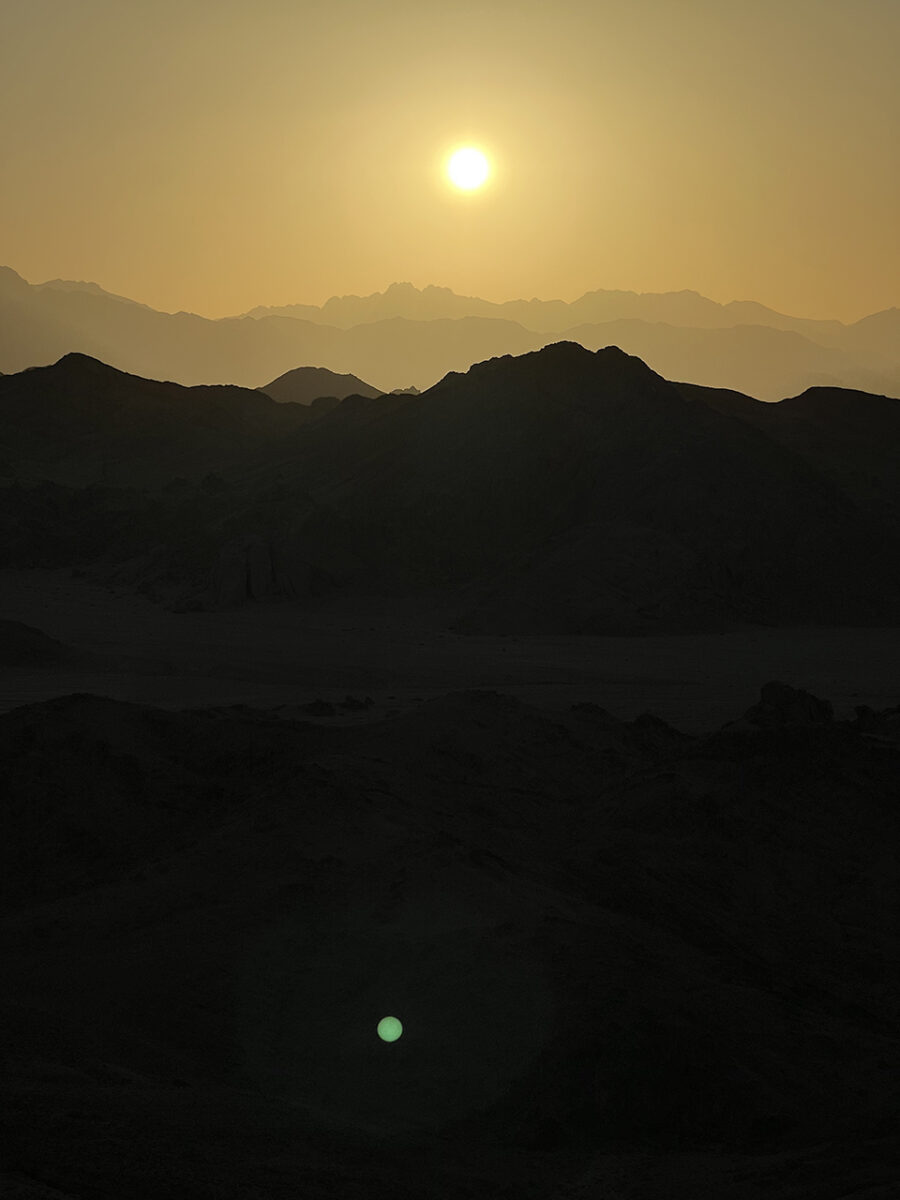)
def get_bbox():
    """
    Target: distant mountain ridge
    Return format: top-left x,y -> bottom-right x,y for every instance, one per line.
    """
1,266 -> 898,400
33,276 -> 149,307
245,279 -> 855,341
2,343 -> 898,631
